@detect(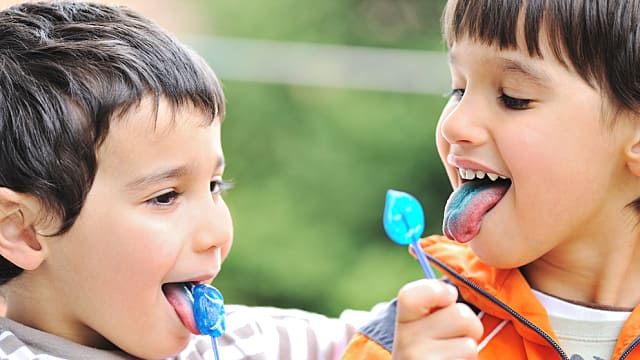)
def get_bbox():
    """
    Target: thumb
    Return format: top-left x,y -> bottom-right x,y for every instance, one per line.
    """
395,279 -> 458,323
